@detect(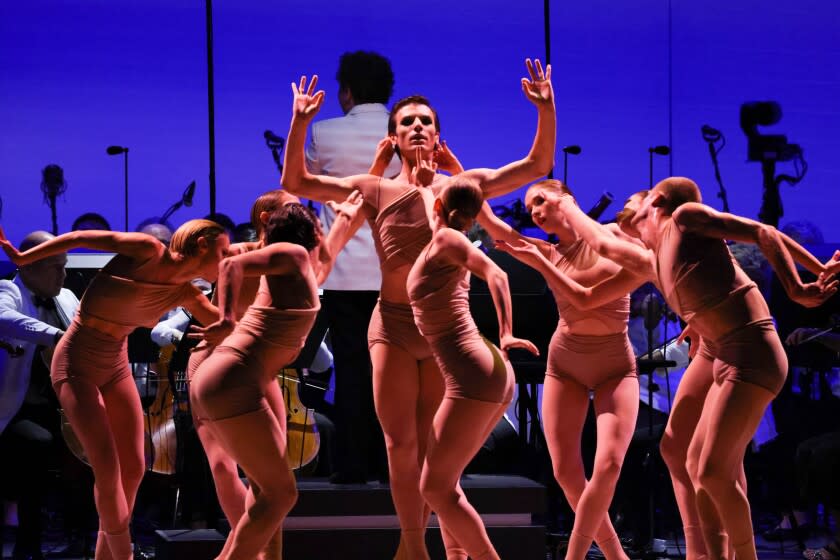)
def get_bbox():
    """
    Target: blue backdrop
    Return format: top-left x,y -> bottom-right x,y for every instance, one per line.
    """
2,0 -> 838,246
